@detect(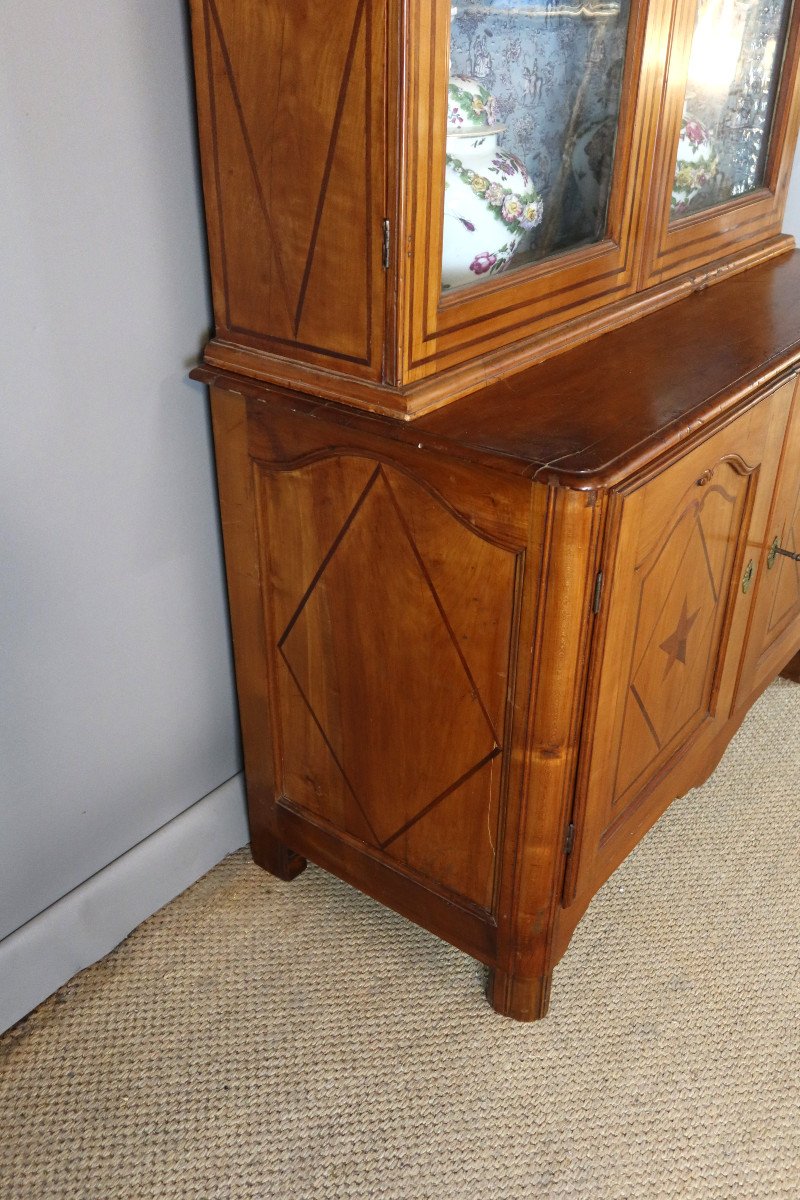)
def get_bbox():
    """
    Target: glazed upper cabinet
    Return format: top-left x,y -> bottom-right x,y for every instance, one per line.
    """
644,0 -> 800,282
188,0 -> 800,418
405,0 -> 654,381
